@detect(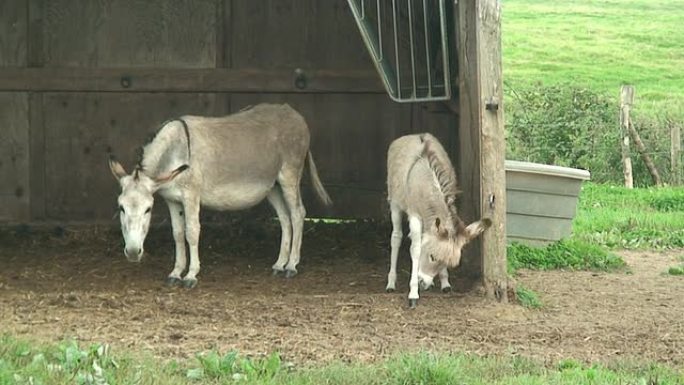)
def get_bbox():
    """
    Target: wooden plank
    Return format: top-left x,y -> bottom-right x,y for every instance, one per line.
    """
0,92 -> 30,222
41,93 -> 218,221
0,0 -> 29,222
458,0 -> 508,300
28,92 -> 45,221
41,0 -> 217,67
0,0 -> 27,66
0,68 -> 384,93
619,85 -> 634,188
217,0 -> 229,68
229,93 -> 412,218
27,0 -> 46,221
231,0 -> 371,69
27,0 -> 43,67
